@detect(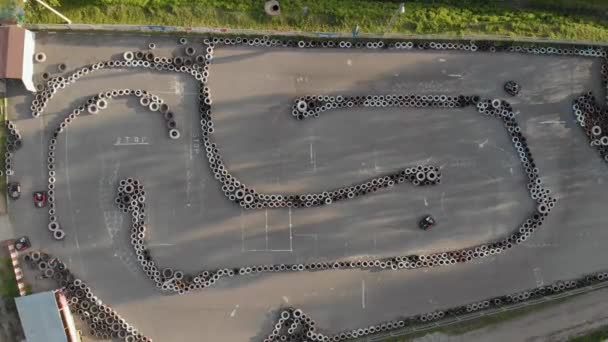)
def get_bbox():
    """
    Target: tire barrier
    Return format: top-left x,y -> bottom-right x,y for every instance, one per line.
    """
265,0 -> 281,16
40,88 -> 180,239
4,120 -> 22,176
111,92 -> 555,293
33,53 -> 446,243
263,271 -> 608,342
572,92 -> 608,162
504,80 -> 521,96
33,36 -> 566,287
23,251 -> 152,342
24,34 -> 608,339
34,52 -> 47,63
